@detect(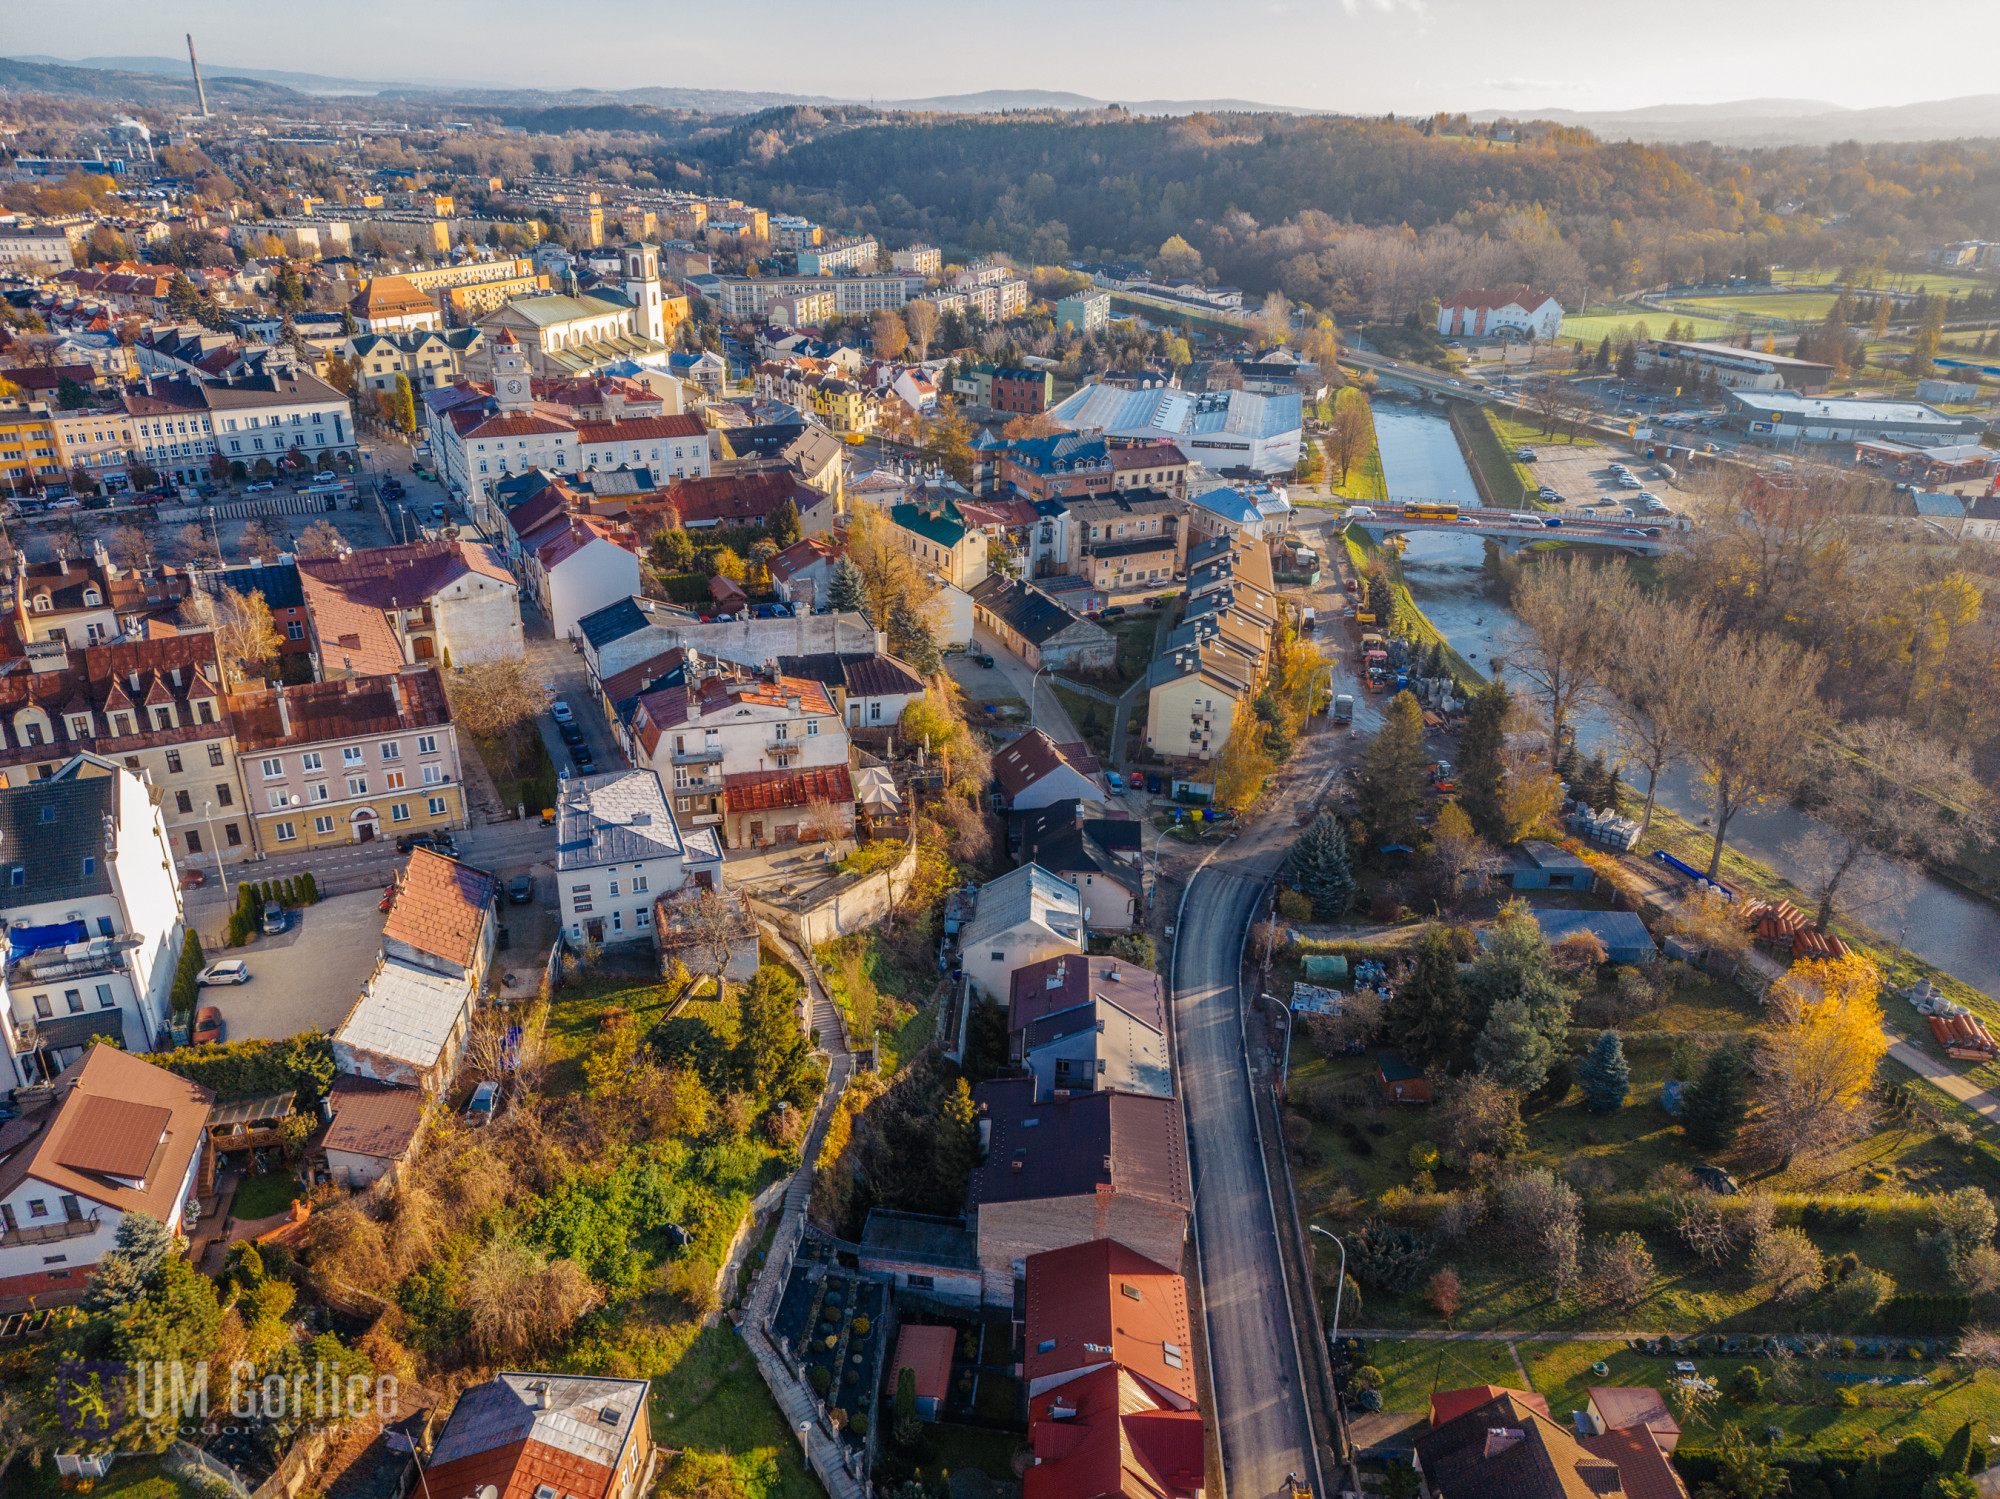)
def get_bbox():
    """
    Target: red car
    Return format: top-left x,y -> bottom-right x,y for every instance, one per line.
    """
379,883 -> 396,913
179,868 -> 206,890
192,1006 -> 223,1046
